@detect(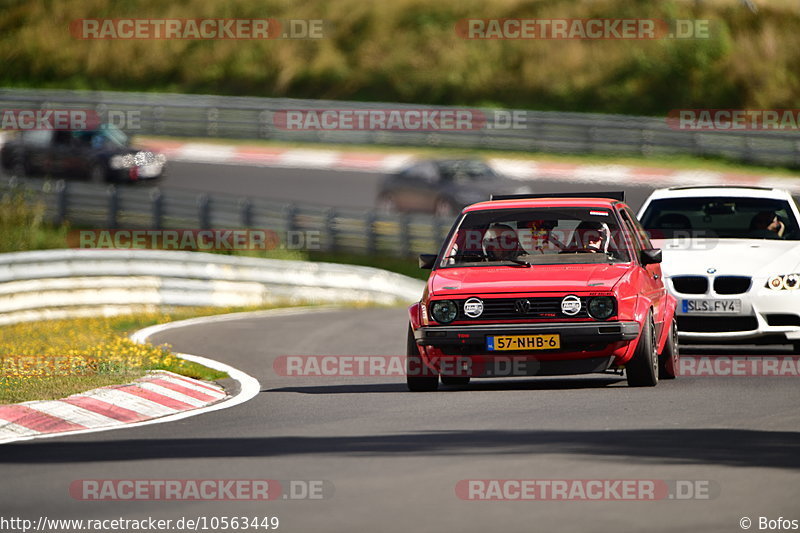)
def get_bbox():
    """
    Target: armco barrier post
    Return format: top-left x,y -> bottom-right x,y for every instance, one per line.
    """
325,208 -> 338,253
284,203 -> 298,234
151,187 -> 163,230
207,108 -> 219,137
198,194 -> 211,229
240,198 -> 254,227
400,214 -> 411,257
153,106 -> 165,135
107,185 -> 119,229
432,215 -> 444,250
365,211 -> 376,255
54,180 -> 68,226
